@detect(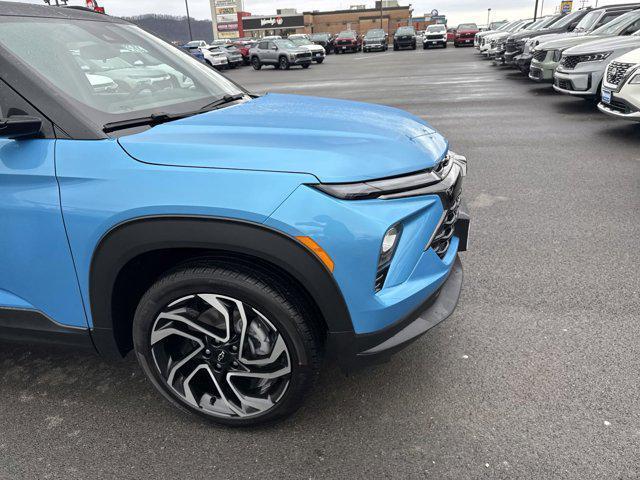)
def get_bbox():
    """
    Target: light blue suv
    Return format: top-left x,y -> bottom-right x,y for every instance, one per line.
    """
0,3 -> 469,426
